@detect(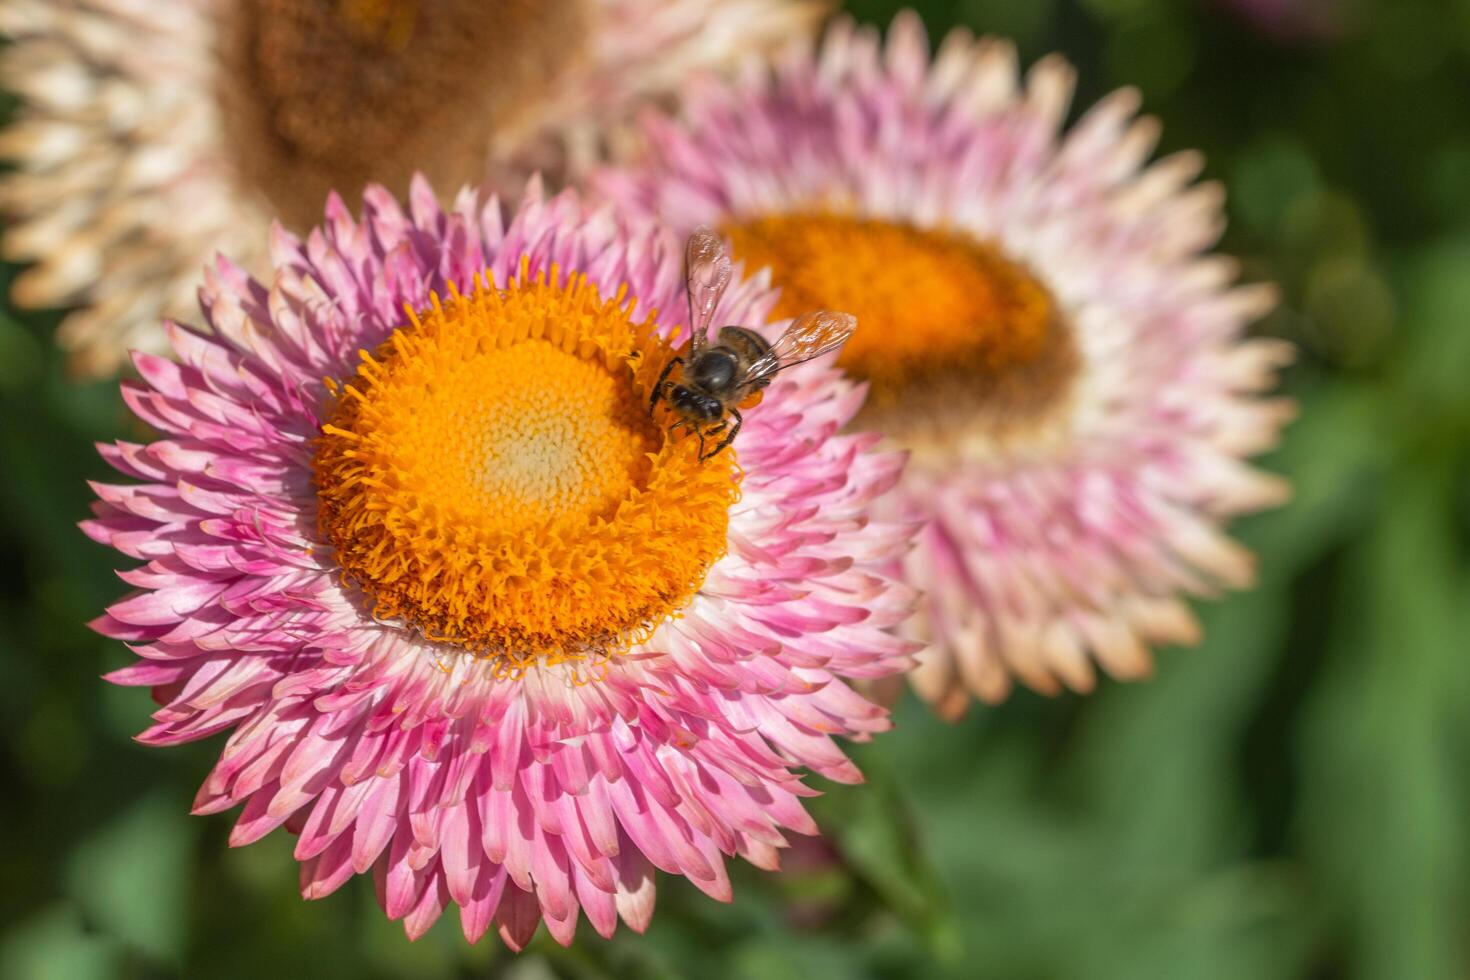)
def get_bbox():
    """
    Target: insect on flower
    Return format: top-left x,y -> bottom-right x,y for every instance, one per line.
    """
85,181 -> 916,947
651,227 -> 857,460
